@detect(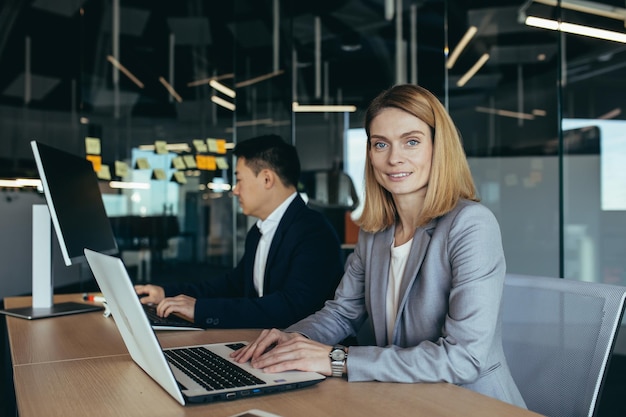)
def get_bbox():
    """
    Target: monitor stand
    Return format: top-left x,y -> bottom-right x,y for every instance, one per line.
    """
0,205 -> 102,320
